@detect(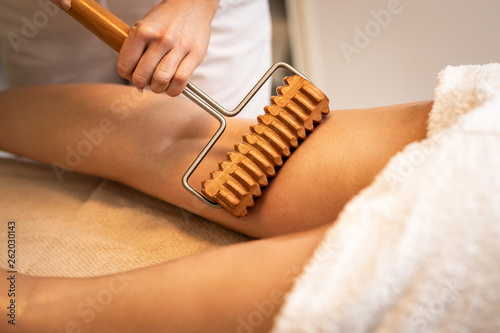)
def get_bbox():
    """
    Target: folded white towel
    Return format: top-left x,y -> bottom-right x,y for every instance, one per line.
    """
273,64 -> 500,332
